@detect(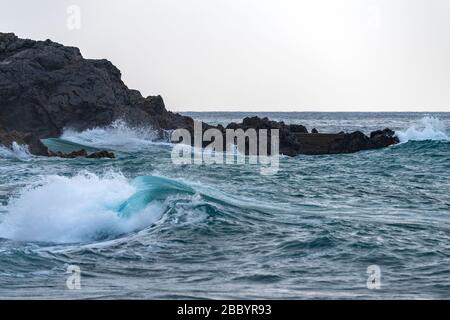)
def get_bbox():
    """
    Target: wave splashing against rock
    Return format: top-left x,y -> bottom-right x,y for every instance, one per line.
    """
61,120 -> 160,152
396,116 -> 449,142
